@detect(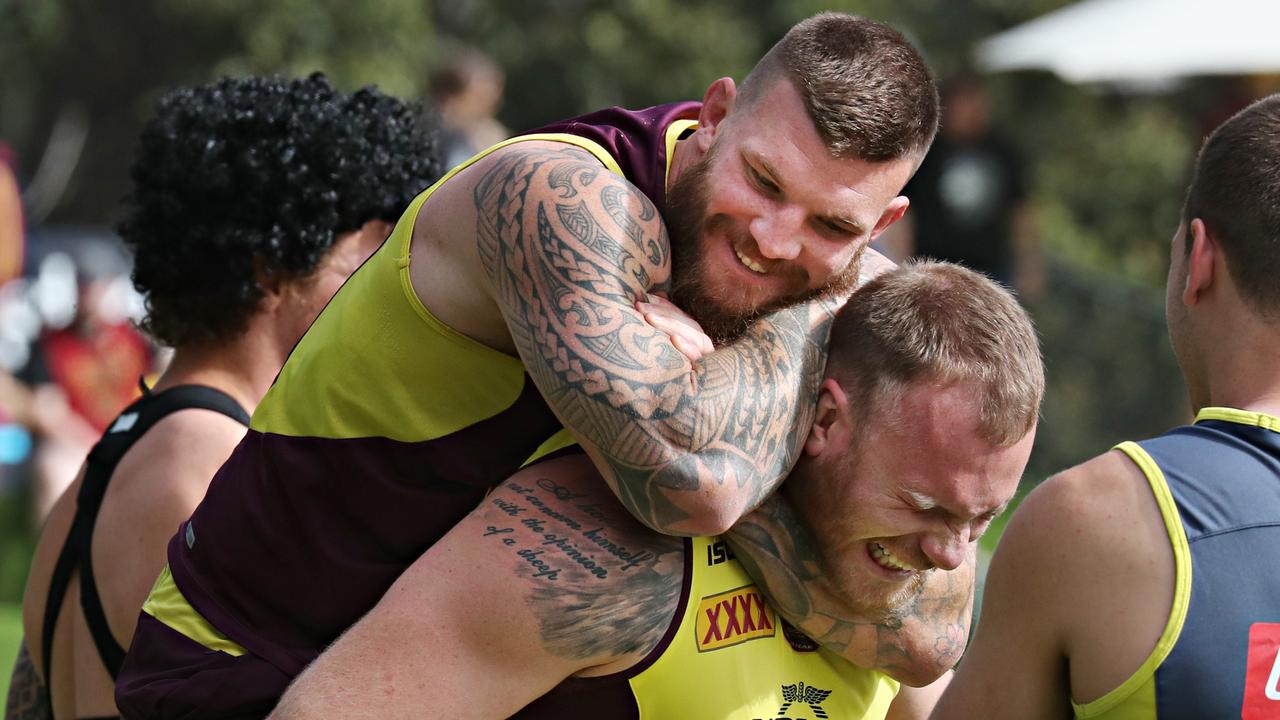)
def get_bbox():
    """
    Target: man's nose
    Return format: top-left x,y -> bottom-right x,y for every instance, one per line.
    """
749,207 -> 804,260
921,528 -> 968,572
